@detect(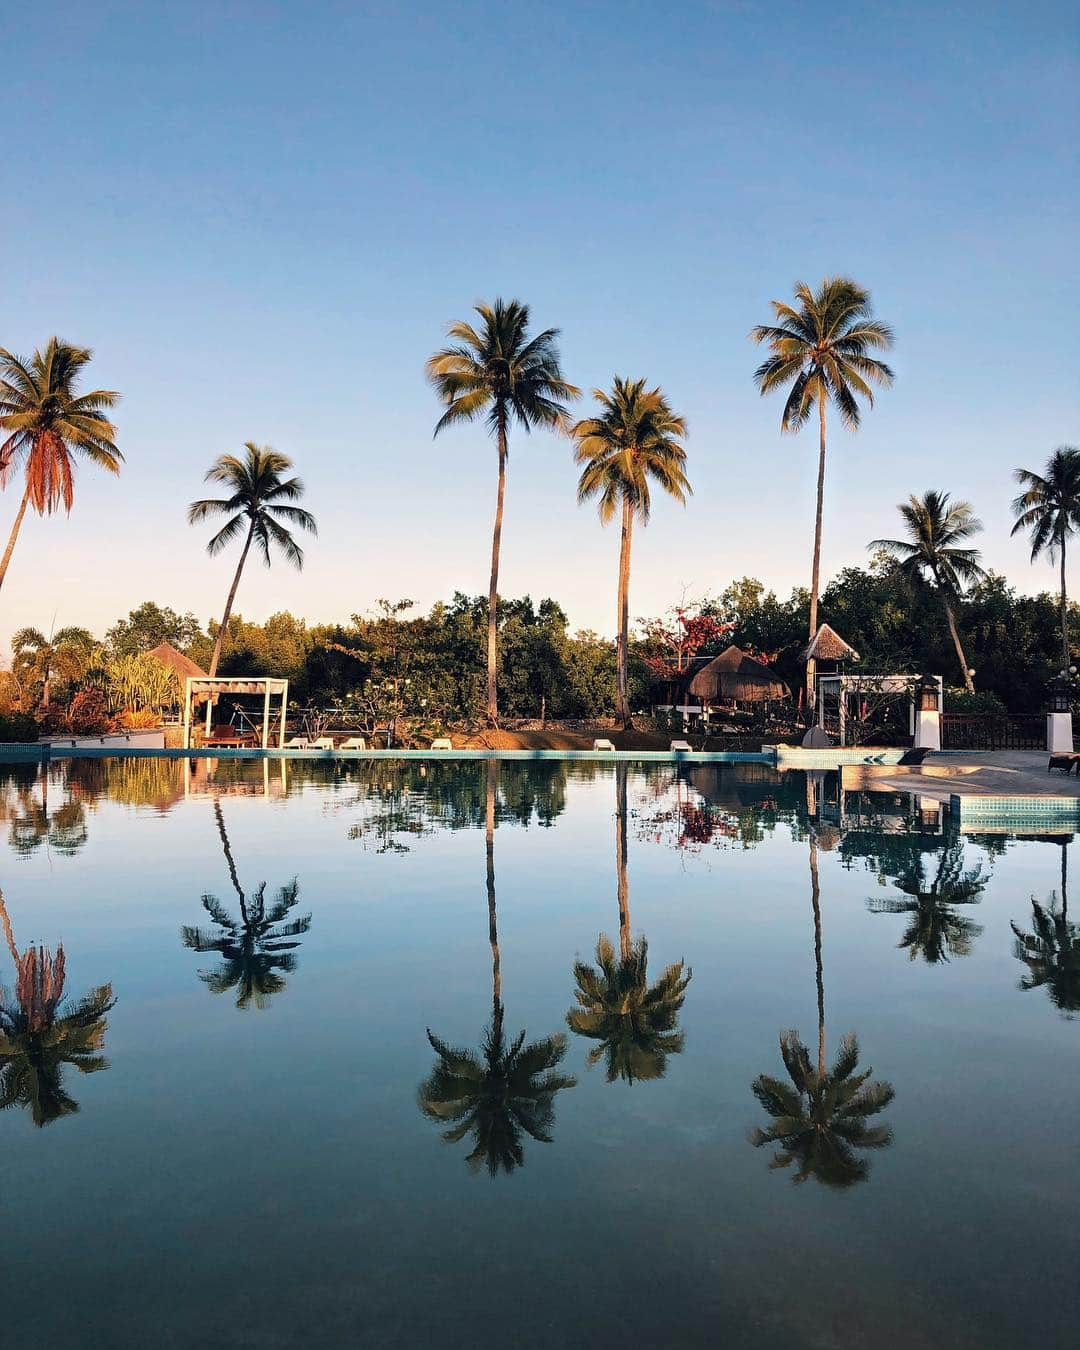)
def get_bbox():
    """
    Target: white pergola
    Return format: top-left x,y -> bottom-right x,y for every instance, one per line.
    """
816,673 -> 942,747
182,676 -> 290,750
